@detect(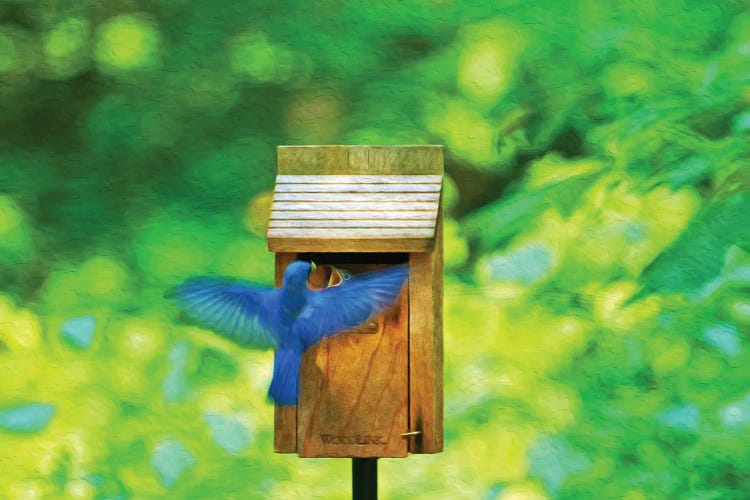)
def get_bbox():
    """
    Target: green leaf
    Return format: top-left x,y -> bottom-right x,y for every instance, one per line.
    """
639,192 -> 750,297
